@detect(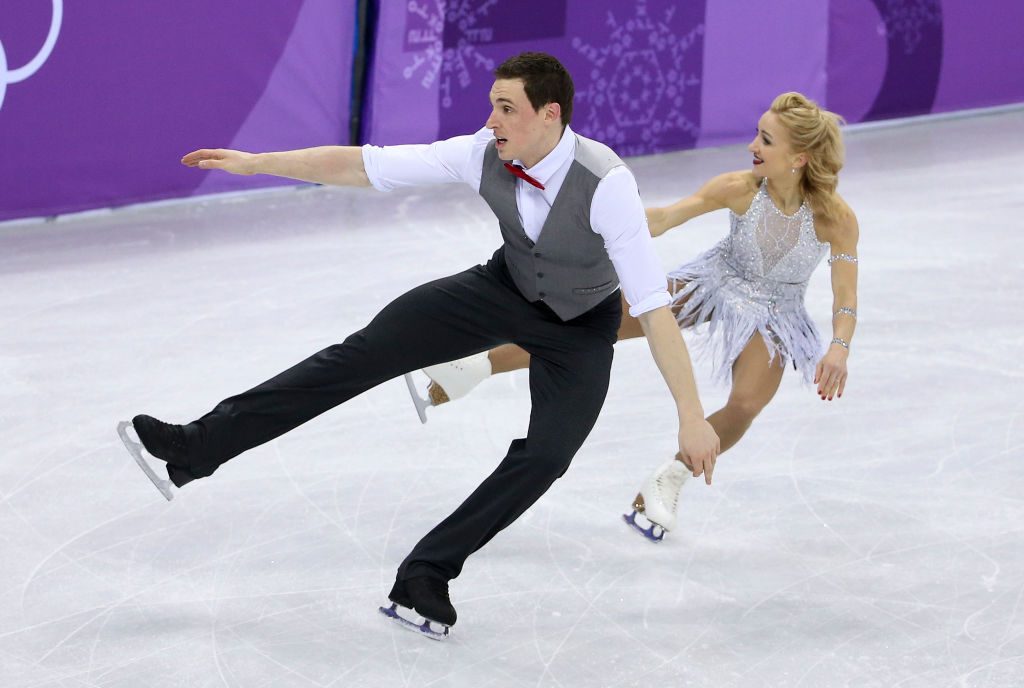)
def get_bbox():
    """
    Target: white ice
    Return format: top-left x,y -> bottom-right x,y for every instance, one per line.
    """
1,109 -> 1022,687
